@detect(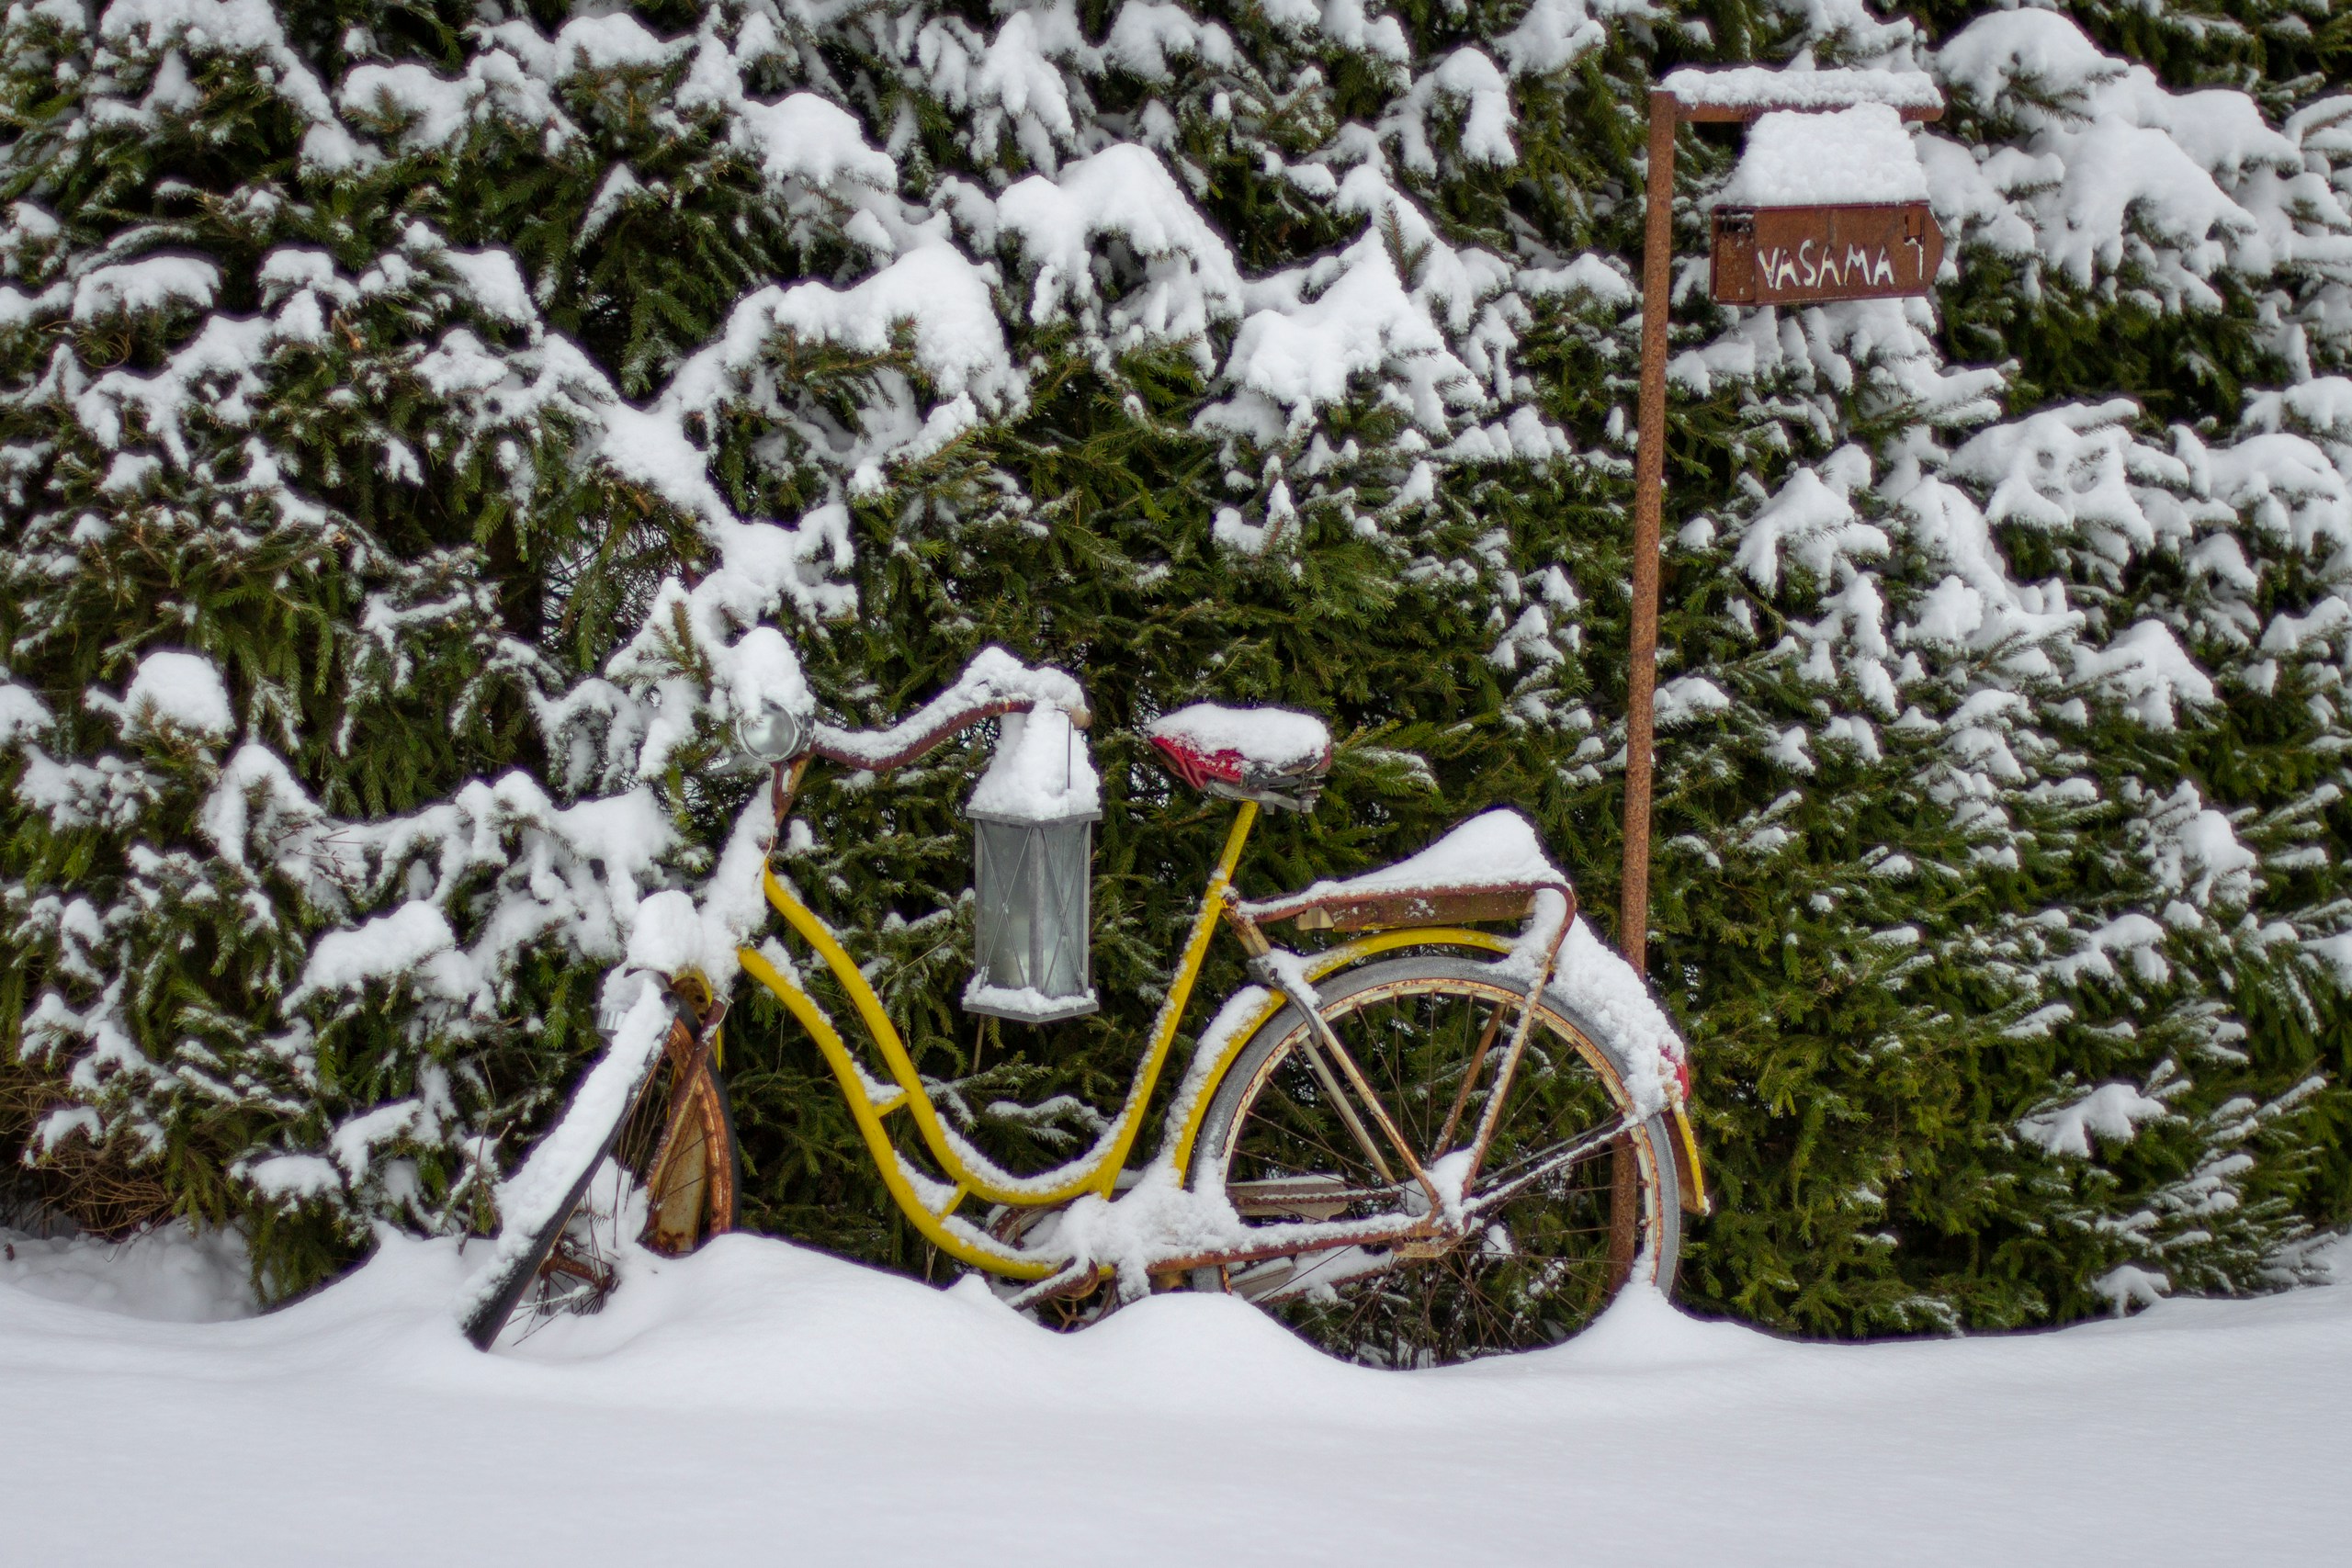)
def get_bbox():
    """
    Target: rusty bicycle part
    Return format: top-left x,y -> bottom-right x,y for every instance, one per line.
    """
1186,954 -> 1681,1367
489,981 -> 740,1343
635,979 -> 739,1256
